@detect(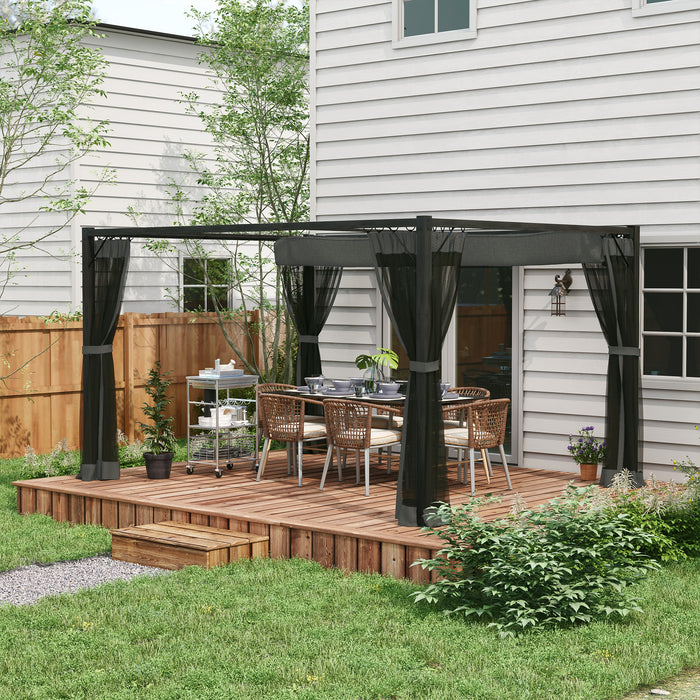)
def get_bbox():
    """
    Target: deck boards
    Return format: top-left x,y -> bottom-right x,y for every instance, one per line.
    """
14,450 -> 584,580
